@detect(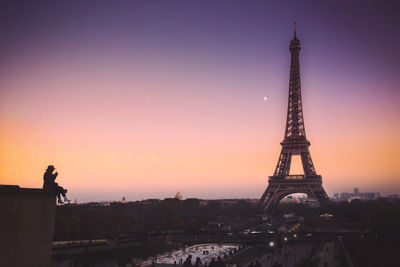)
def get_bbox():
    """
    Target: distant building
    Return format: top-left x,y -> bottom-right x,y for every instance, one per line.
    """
320,213 -> 334,220
283,213 -> 295,219
279,221 -> 301,233
199,200 -> 208,206
334,188 -> 380,201
281,197 -> 300,204
207,221 -> 231,232
385,194 -> 399,199
175,189 -> 182,200
121,196 -> 126,203
220,199 -> 239,207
